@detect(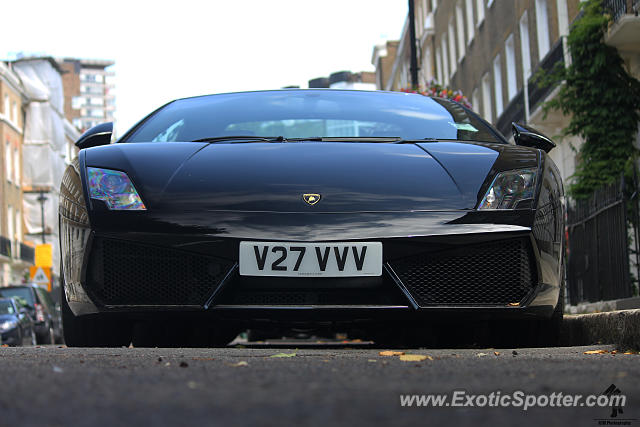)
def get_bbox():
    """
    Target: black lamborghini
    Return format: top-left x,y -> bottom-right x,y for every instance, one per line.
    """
59,89 -> 565,347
